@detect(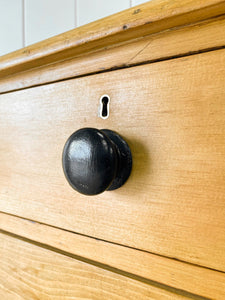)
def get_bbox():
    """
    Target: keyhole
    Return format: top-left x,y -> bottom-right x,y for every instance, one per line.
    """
102,97 -> 108,117
99,95 -> 110,119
